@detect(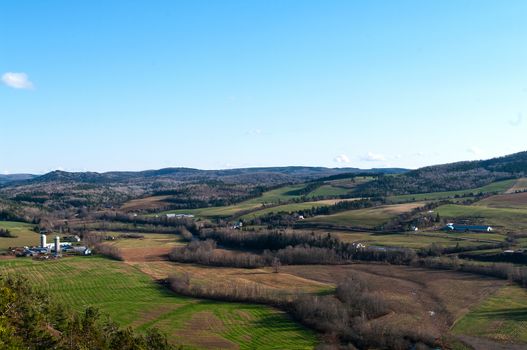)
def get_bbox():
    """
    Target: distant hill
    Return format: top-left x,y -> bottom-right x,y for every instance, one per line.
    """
0,174 -> 37,185
356,151 -> 527,196
7,166 -> 408,187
